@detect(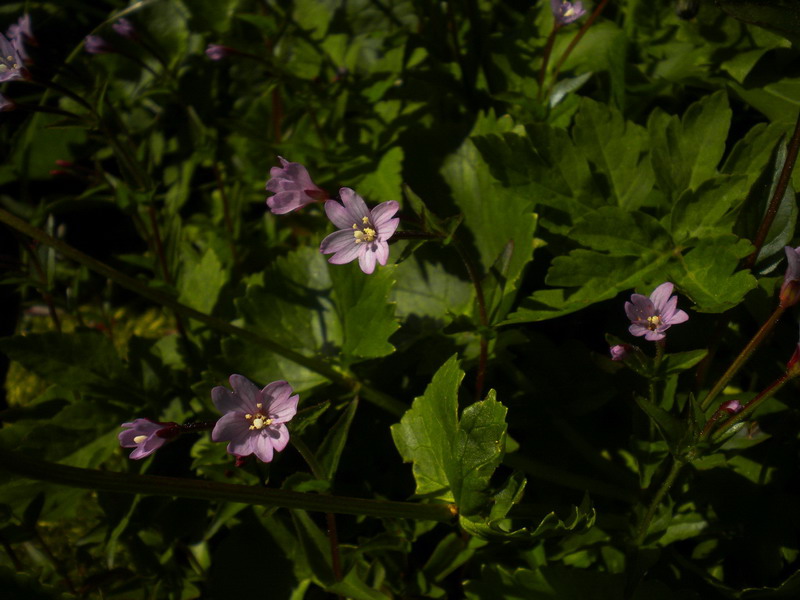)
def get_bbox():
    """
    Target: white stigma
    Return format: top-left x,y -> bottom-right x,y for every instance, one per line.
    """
133,435 -> 148,444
